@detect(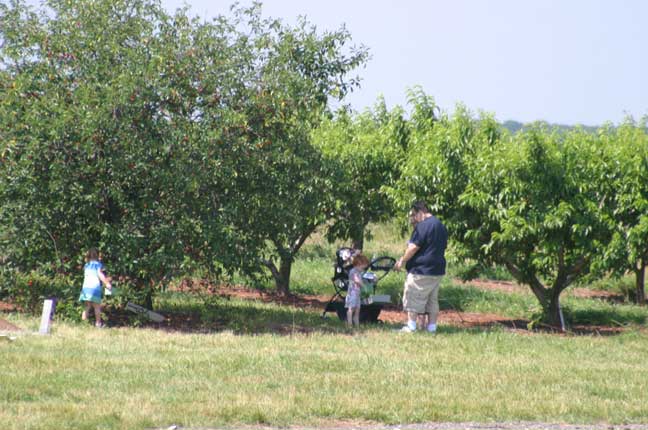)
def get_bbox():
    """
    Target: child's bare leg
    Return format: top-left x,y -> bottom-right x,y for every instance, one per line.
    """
92,303 -> 103,326
353,308 -> 360,327
346,308 -> 353,327
81,302 -> 92,321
